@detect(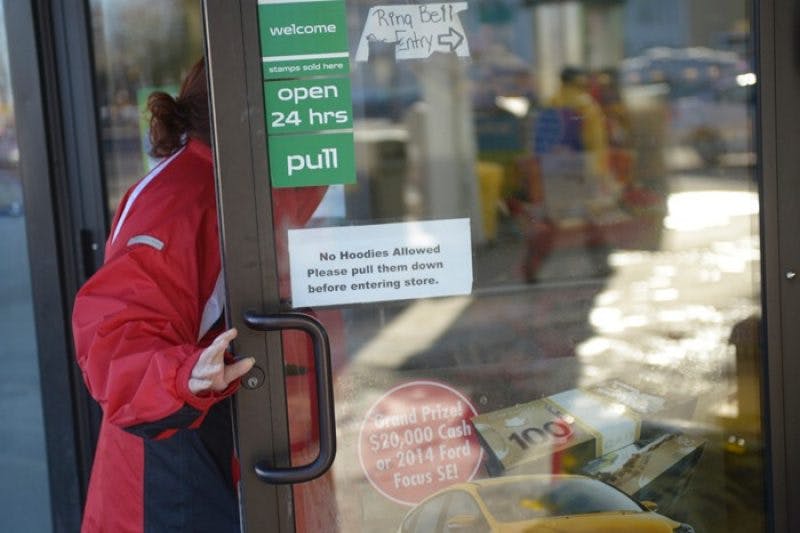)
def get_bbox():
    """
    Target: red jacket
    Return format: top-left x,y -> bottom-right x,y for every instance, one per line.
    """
73,140 -> 237,532
72,139 -> 326,532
